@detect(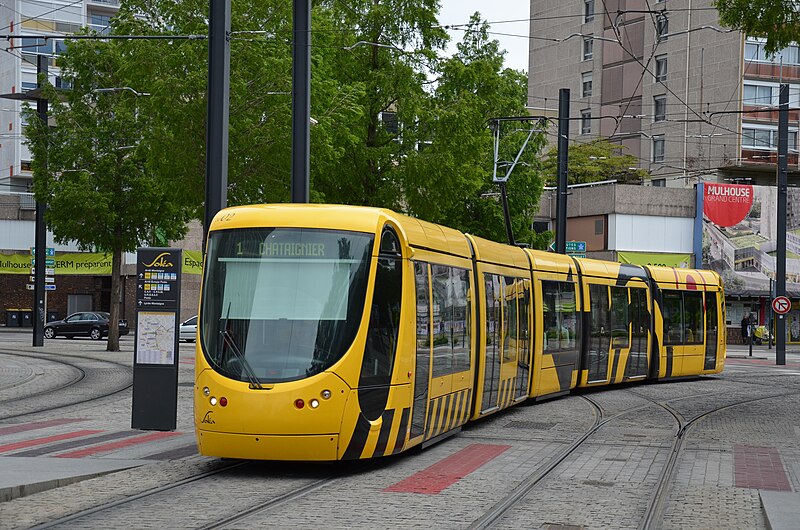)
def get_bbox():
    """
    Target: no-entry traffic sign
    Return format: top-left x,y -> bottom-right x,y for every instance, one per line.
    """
772,296 -> 791,315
